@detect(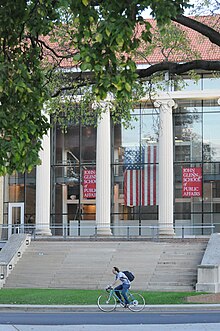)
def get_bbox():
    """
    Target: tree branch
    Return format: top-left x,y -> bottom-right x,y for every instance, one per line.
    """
172,14 -> 220,47
37,38 -> 76,59
137,60 -> 220,78
51,60 -> 220,97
